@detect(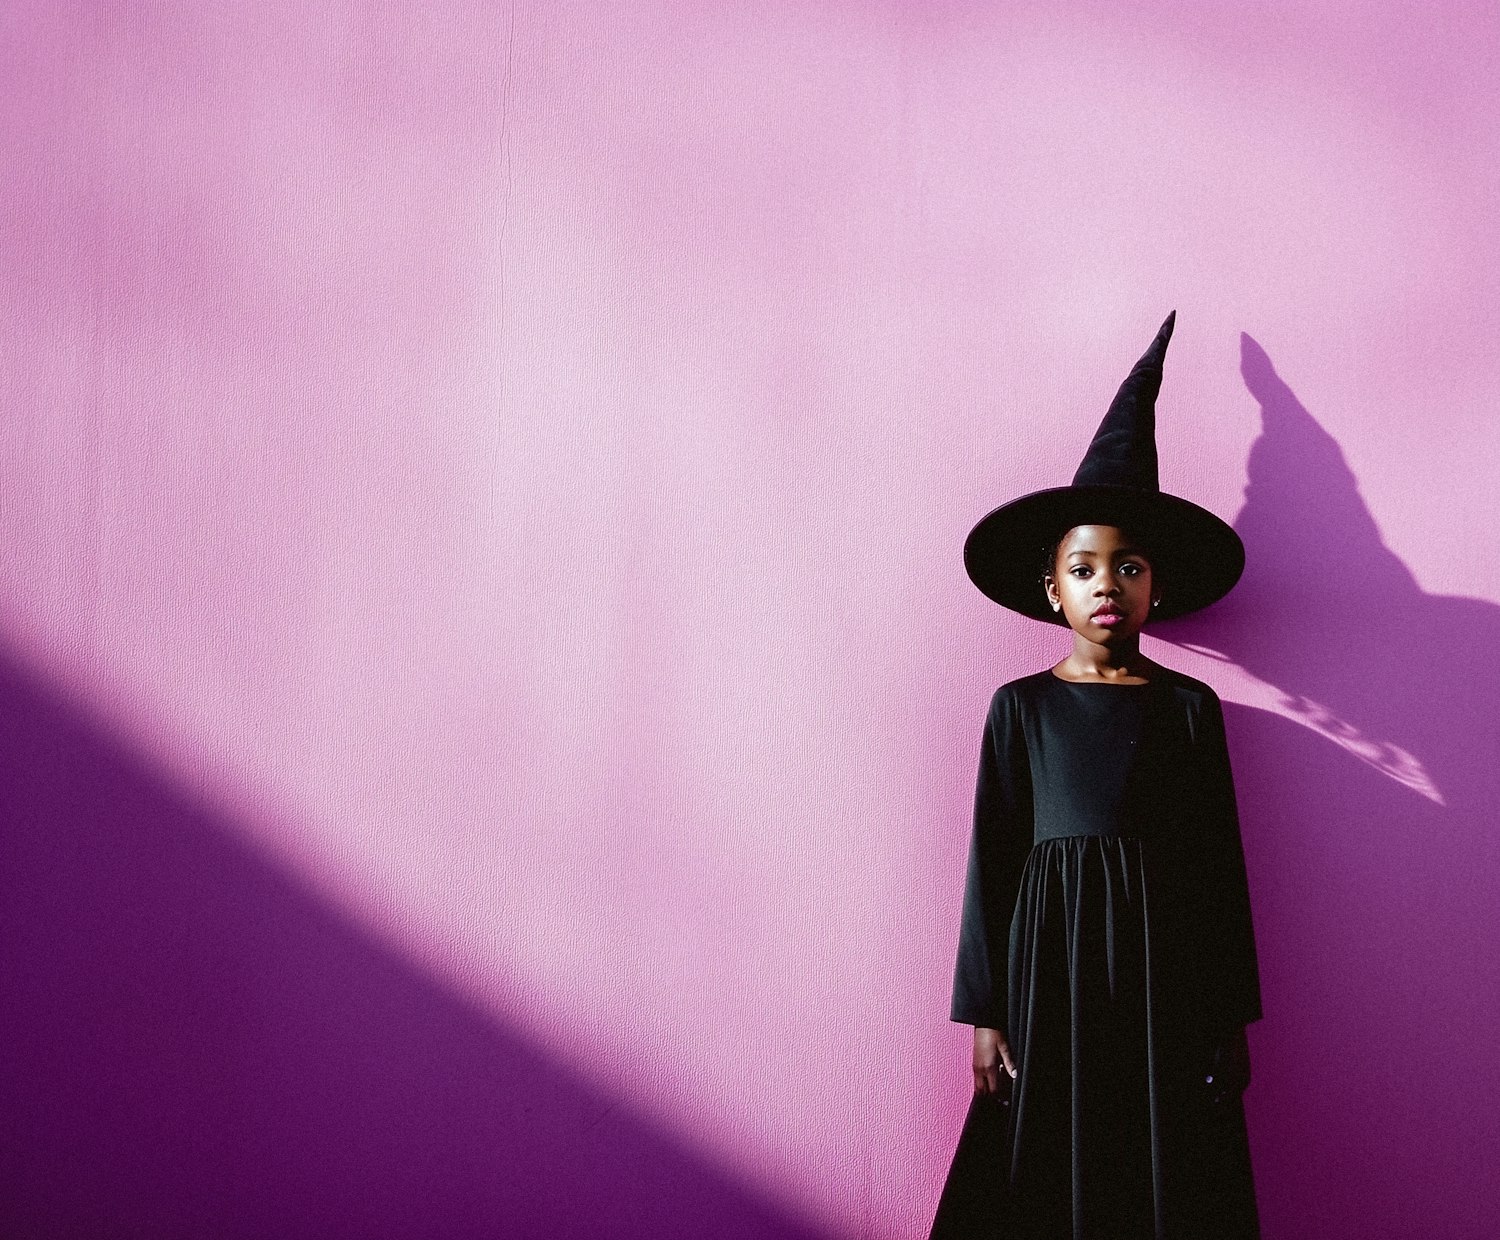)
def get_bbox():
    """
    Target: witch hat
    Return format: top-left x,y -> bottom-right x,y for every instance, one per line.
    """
964,312 -> 1245,625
